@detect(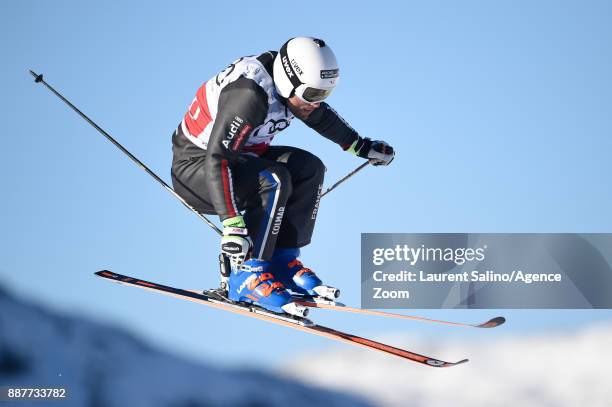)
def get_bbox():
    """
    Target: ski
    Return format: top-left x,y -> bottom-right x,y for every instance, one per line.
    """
95,270 -> 468,368
291,294 -> 505,329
